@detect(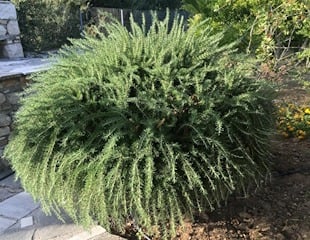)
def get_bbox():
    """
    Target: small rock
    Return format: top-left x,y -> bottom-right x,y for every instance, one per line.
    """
0,93 -> 6,104
0,25 -> 6,36
239,212 -> 251,219
7,93 -> 19,105
260,226 -> 270,232
243,217 -> 254,227
7,20 -> 20,35
0,127 -> 10,137
0,114 -> 11,127
2,42 -> 24,58
20,216 -> 33,228
238,222 -> 248,231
